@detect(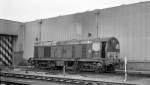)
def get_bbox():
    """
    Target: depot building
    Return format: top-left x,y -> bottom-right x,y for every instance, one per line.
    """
0,1 -> 150,70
